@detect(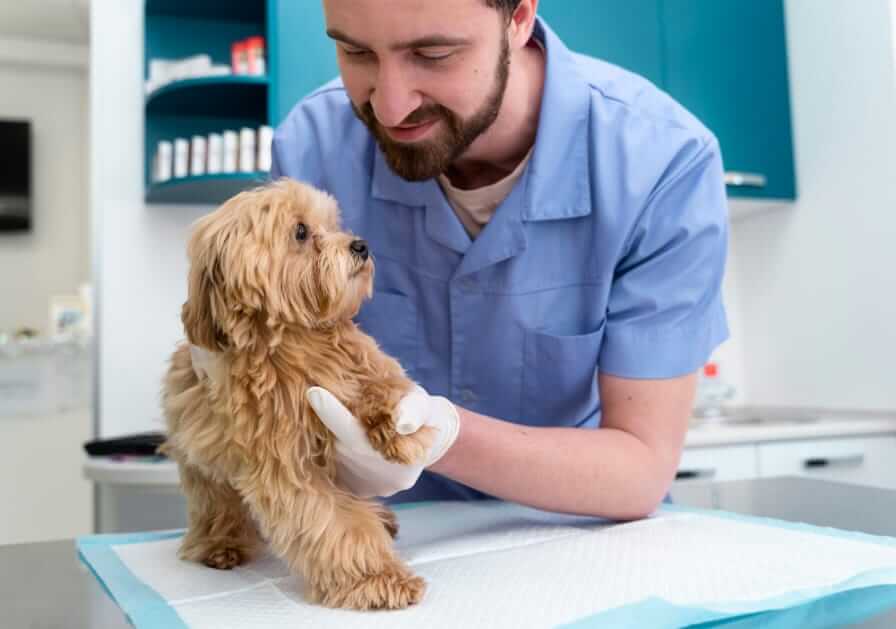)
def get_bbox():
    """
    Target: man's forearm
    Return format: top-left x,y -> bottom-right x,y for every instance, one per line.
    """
427,407 -> 674,520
